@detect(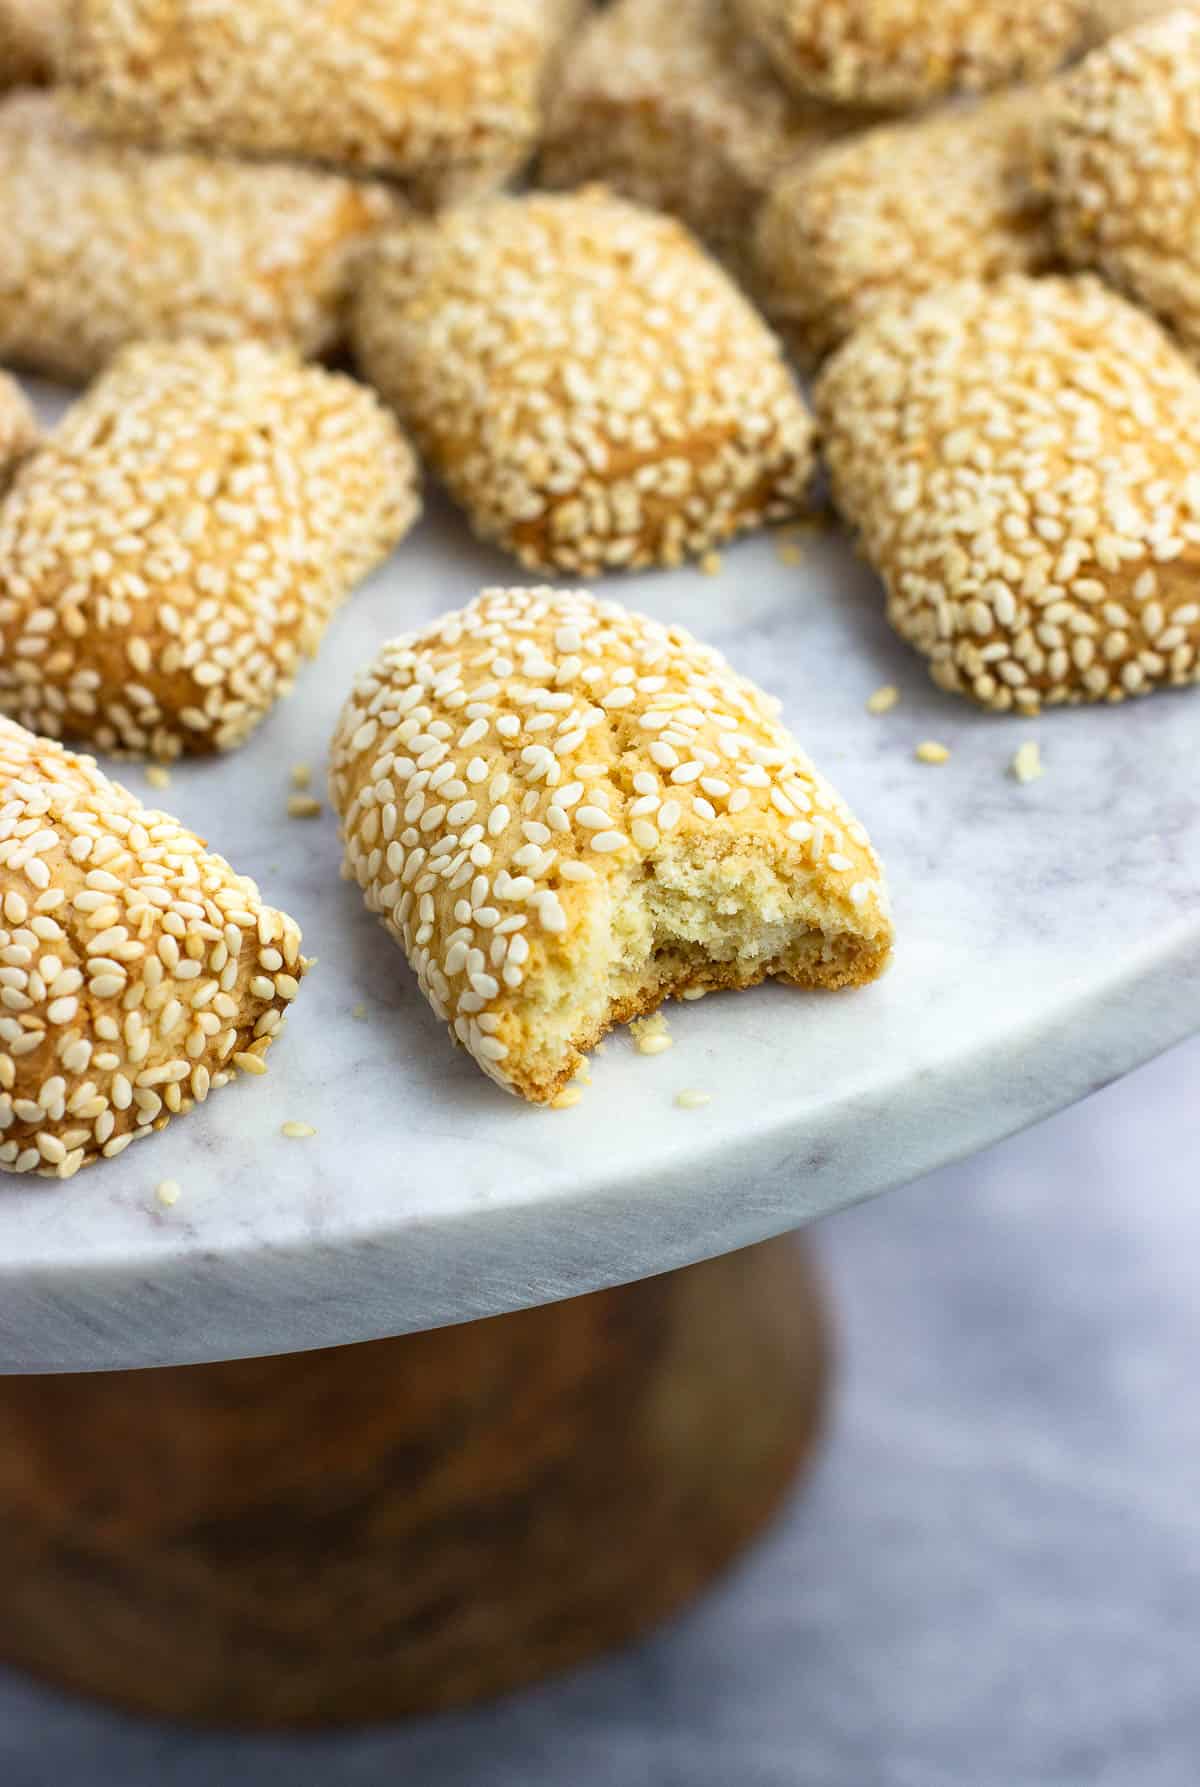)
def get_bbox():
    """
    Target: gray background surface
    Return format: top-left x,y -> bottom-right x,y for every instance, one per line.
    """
2,1034 -> 1197,1786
